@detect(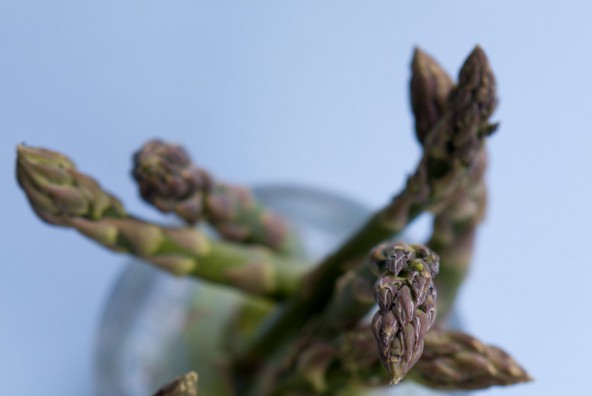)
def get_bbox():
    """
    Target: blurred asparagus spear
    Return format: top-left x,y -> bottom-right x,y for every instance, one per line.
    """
153,372 -> 199,396
315,47 -> 458,335
410,48 -> 491,321
132,139 -> 296,253
238,46 -> 498,384
296,46 -> 493,340
410,47 -> 454,144
411,329 -> 532,390
16,145 -> 305,300
278,326 -> 530,394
